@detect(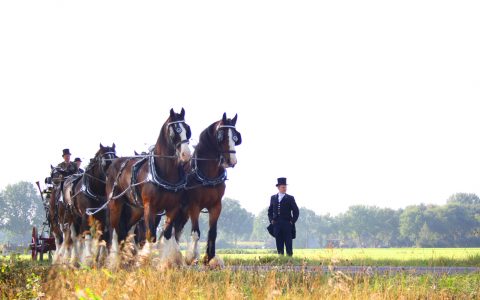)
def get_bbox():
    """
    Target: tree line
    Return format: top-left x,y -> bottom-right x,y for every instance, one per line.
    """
1,182 -> 479,248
